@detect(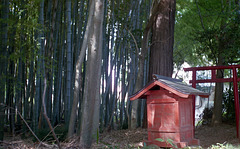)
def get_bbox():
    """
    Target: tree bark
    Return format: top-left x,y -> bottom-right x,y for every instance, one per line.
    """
0,0 -> 9,141
211,1 -> 227,126
148,0 -> 176,80
65,0 -> 72,127
212,69 -> 224,126
130,0 -> 157,129
79,0 -> 104,148
34,0 -> 45,131
130,0 -> 176,129
67,0 -> 95,138
212,44 -> 224,126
